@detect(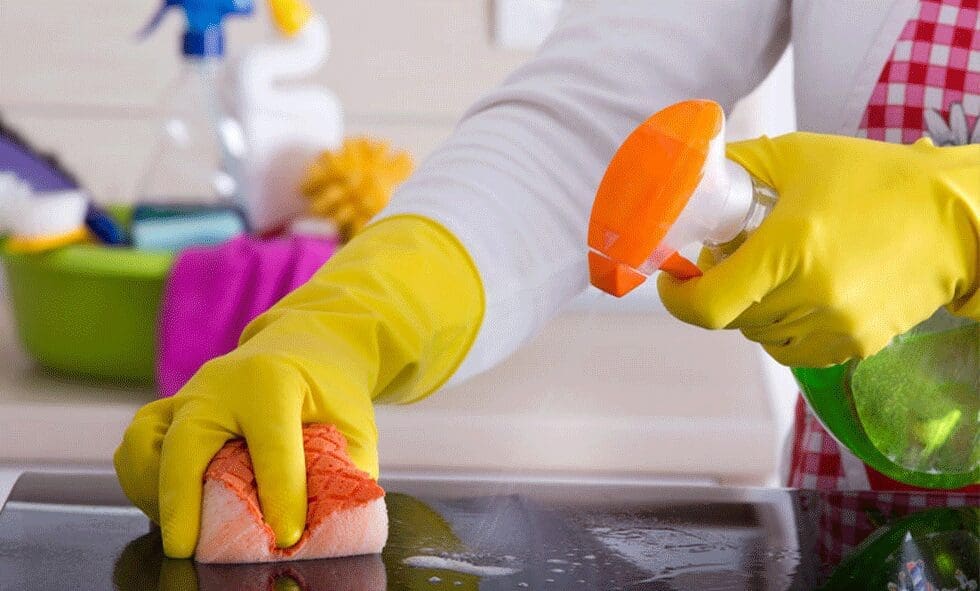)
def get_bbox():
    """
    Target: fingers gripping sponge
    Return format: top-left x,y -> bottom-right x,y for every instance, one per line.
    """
196,424 -> 387,564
